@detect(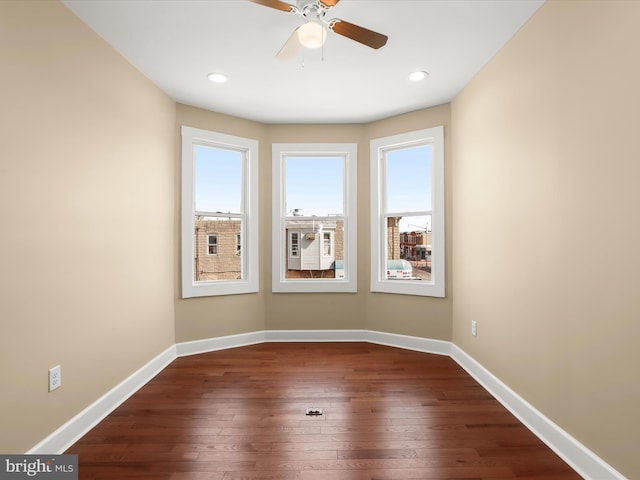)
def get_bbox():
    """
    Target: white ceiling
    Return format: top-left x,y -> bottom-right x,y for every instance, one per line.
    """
62,0 -> 544,124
